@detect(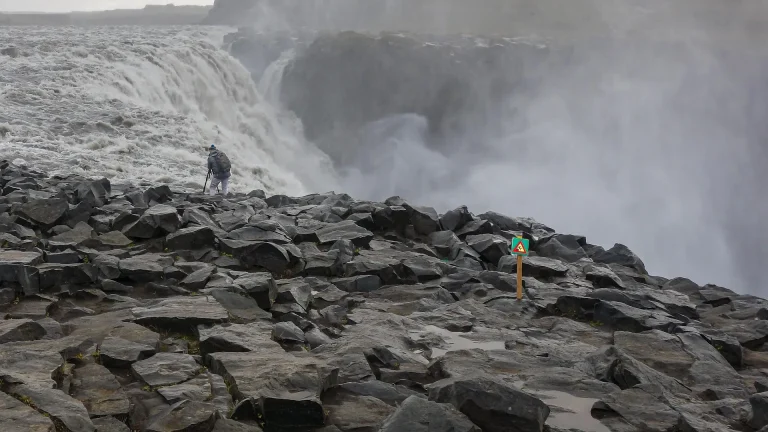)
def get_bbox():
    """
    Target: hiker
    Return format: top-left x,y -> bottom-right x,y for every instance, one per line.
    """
207,144 -> 231,196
